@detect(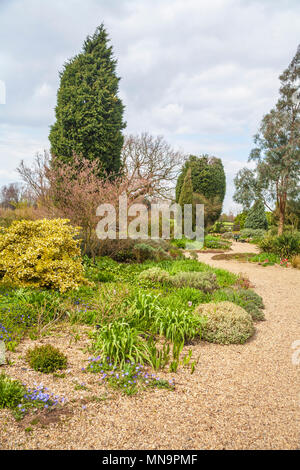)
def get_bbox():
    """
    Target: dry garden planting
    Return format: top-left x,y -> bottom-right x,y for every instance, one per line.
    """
0,18 -> 299,452
0,219 -> 299,449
